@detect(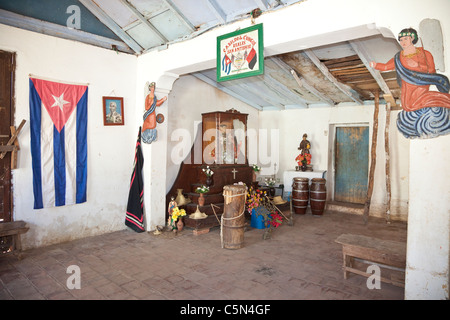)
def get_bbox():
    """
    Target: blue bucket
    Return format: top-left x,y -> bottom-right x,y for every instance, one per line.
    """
250,207 -> 269,229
